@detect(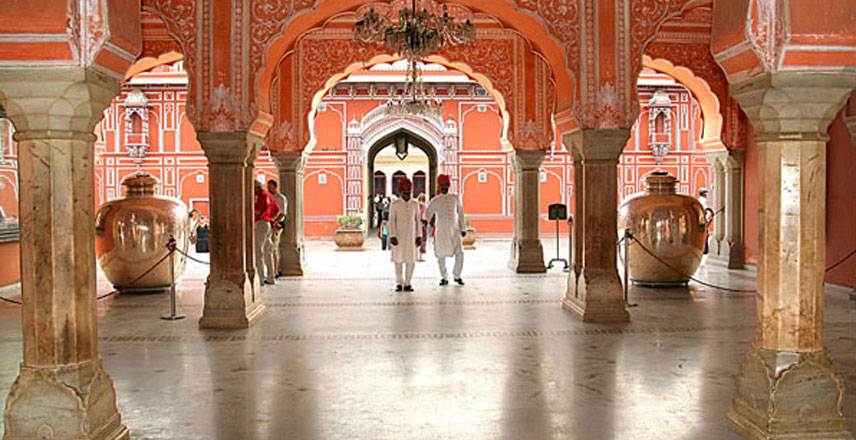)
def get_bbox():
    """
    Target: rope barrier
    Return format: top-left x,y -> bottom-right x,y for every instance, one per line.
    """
175,247 -> 210,265
624,234 -> 757,293
0,242 -> 178,307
